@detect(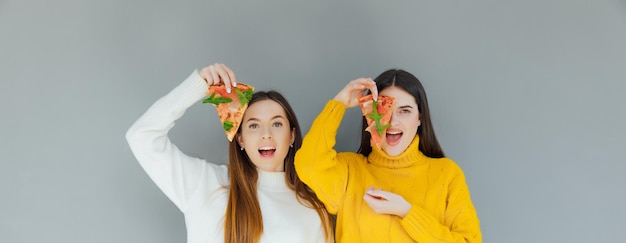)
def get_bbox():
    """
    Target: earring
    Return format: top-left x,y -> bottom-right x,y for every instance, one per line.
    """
240,147 -> 244,151
290,144 -> 293,148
